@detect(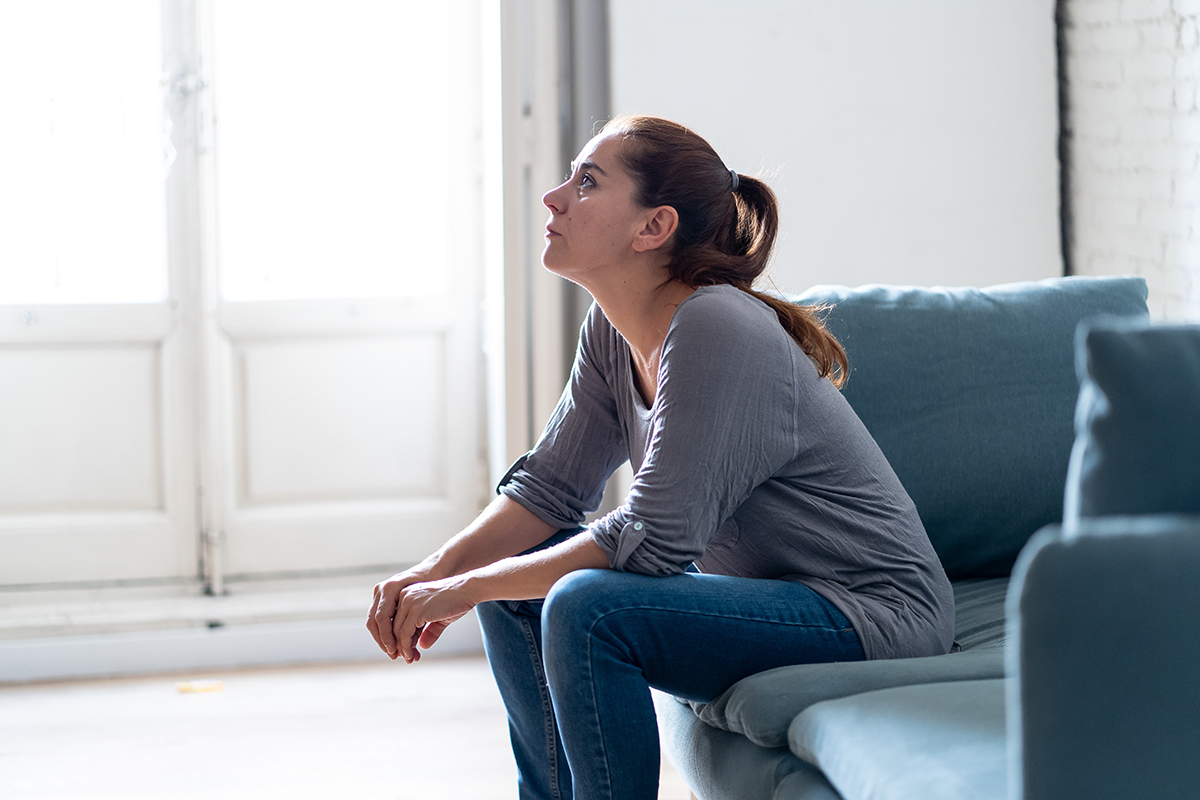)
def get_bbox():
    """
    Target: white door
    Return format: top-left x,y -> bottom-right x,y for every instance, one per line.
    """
200,0 -> 485,581
0,0 -> 486,591
0,1 -> 198,585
